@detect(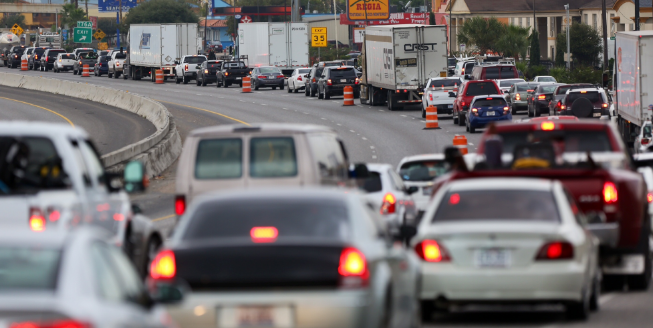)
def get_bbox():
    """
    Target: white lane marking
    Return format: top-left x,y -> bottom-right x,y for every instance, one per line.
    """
401,115 -> 407,117
362,137 -> 367,140
337,123 -> 342,126
321,118 -> 327,120
468,143 -> 474,146
372,155 -> 377,159
303,112 -> 309,114
370,146 -> 375,149
599,293 -> 615,305
350,130 -> 355,133
378,110 -> 384,112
